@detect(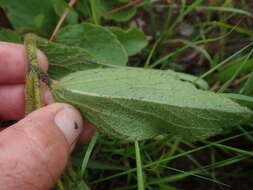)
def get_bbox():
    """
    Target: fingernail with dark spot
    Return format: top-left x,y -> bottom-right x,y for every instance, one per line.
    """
54,108 -> 83,151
